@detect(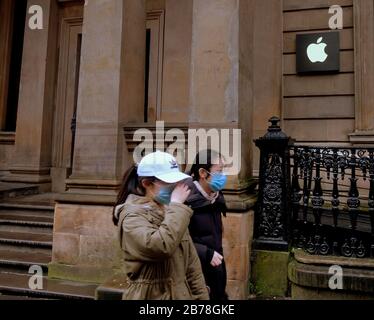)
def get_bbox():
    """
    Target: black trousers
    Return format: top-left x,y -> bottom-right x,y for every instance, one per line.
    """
203,260 -> 228,301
